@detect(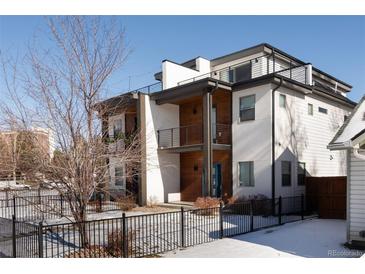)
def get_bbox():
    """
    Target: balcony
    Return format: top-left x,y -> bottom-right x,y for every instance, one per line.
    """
157,123 -> 231,151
